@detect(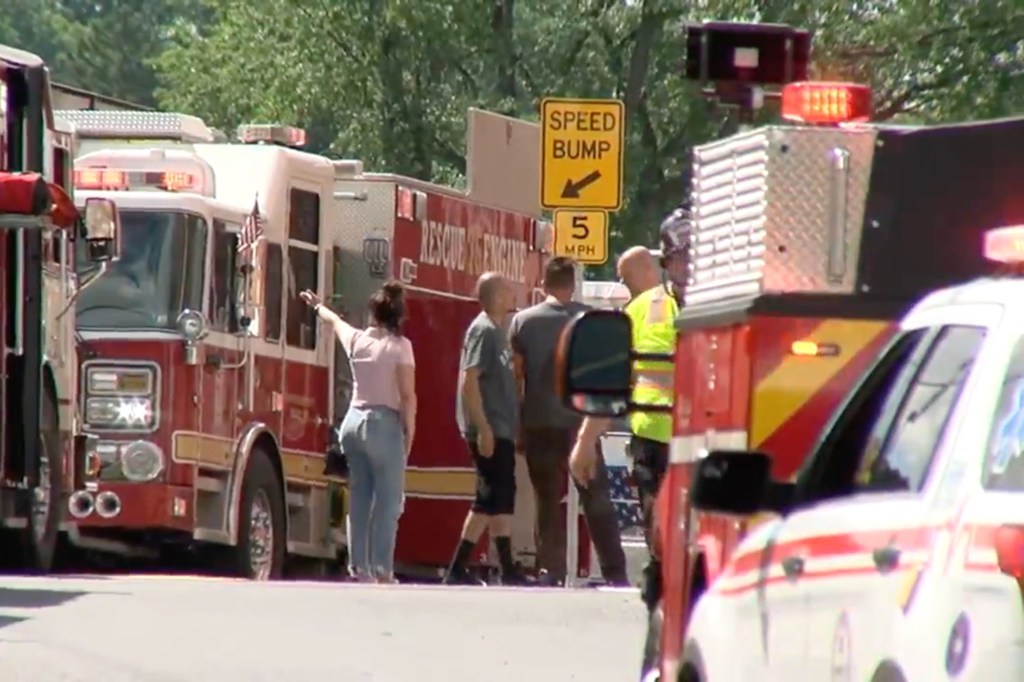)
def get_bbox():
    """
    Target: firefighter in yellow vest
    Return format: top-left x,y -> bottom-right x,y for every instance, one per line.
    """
570,207 -> 691,614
